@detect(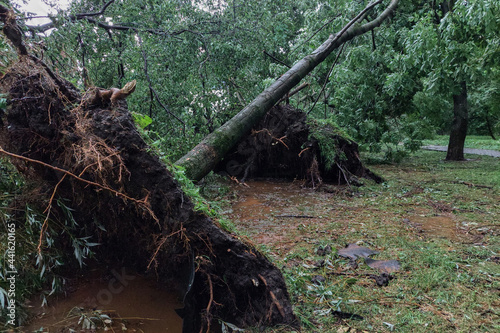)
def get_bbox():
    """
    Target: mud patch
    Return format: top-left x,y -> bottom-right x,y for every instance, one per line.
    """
228,180 -> 338,254
405,215 -> 461,241
23,269 -> 183,332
